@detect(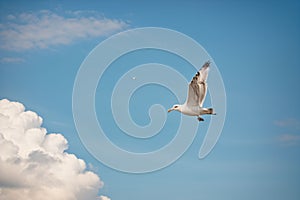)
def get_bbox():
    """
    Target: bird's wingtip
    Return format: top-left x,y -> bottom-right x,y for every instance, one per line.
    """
200,60 -> 211,69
